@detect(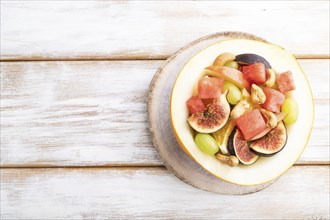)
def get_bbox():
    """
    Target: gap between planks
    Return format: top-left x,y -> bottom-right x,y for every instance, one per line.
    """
0,54 -> 329,62
1,164 -> 329,169
0,164 -> 164,169
0,165 -> 165,170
